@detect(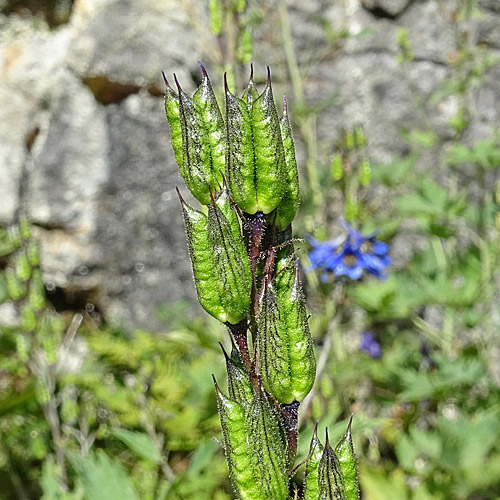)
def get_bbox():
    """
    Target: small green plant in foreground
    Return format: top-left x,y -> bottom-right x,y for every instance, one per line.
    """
163,63 -> 361,499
